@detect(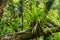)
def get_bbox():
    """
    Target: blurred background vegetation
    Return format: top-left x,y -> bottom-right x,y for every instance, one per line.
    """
0,0 -> 60,40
